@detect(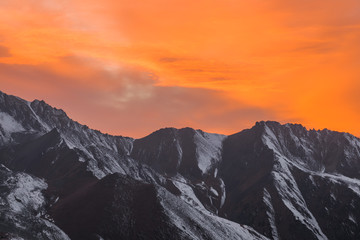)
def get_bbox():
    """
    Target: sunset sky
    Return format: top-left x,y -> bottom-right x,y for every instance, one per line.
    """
1,0 -> 360,138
